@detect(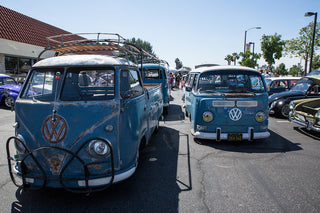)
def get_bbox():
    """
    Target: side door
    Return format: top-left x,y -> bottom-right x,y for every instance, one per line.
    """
119,69 -> 147,166
185,74 -> 195,114
189,73 -> 199,127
